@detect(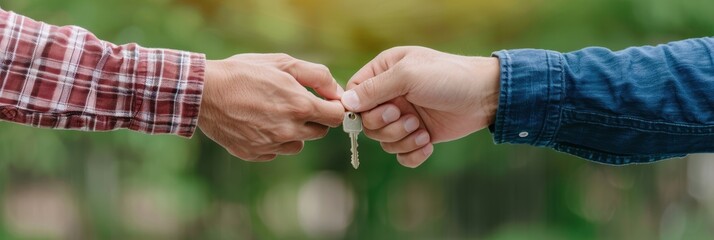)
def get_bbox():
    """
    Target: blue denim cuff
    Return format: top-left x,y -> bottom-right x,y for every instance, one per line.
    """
491,49 -> 565,147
